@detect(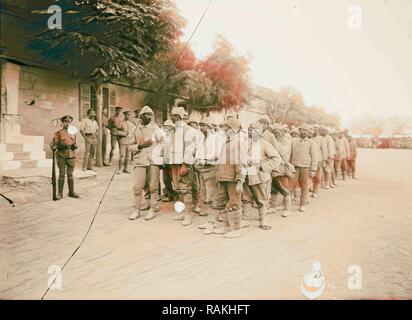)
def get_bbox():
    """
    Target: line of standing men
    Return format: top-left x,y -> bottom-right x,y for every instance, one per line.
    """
124,105 -> 358,239
51,106 -> 358,241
